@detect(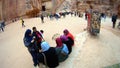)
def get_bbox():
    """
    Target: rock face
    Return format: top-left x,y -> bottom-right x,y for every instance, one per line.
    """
0,0 -> 42,24
0,0 -> 52,24
0,0 -> 120,24
0,0 -> 26,23
71,0 -> 120,17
